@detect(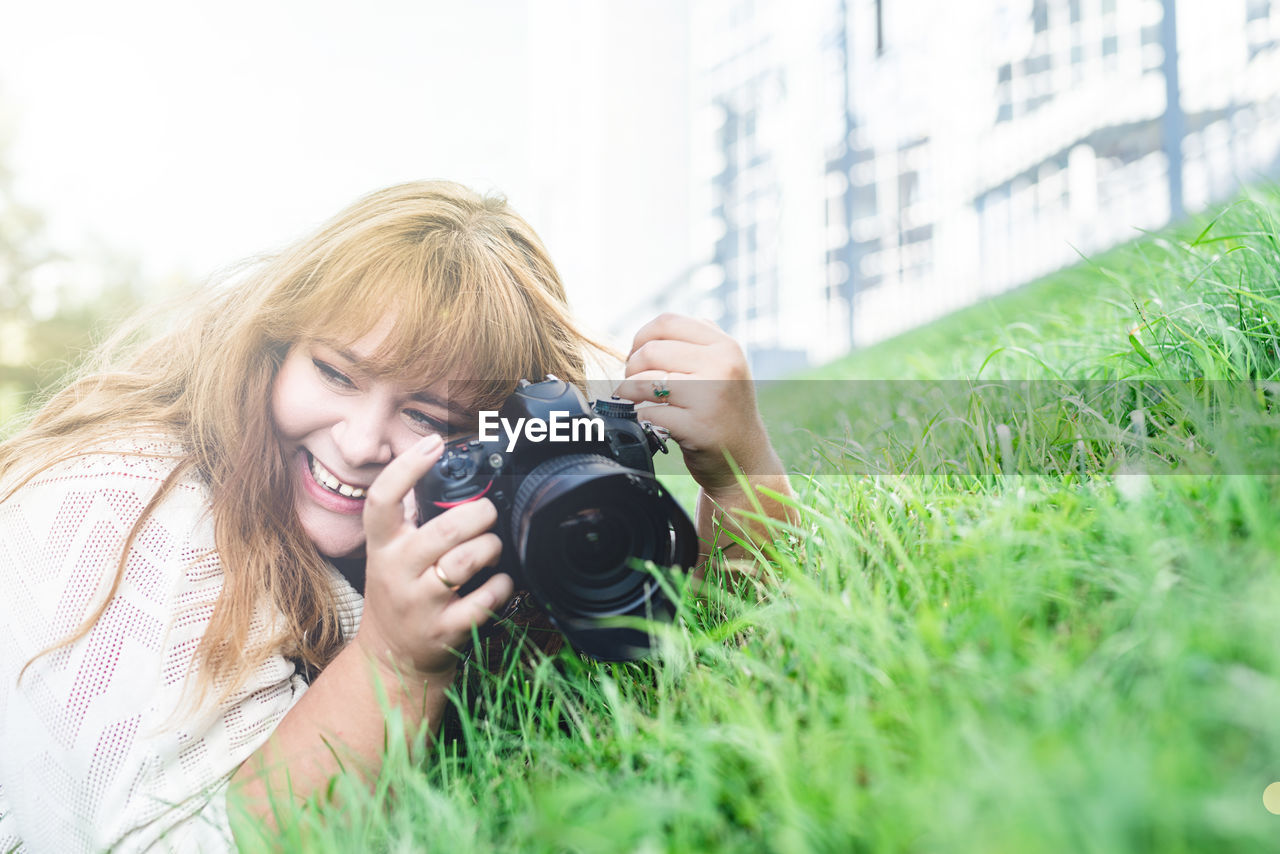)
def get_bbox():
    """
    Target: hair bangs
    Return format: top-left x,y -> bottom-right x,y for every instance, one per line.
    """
293,232 -> 557,414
